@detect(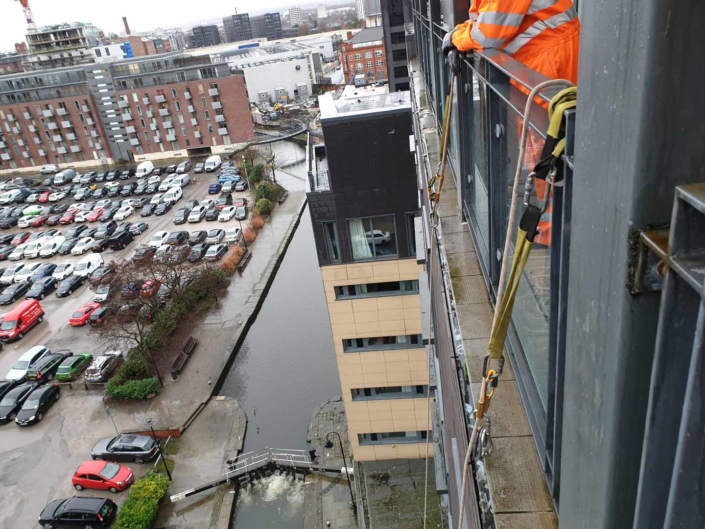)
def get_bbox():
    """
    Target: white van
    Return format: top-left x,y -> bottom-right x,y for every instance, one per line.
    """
0,189 -> 21,204
173,174 -> 190,188
162,186 -> 183,204
136,161 -> 154,178
53,169 -> 76,185
39,236 -> 66,258
73,254 -> 103,277
204,155 -> 222,172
